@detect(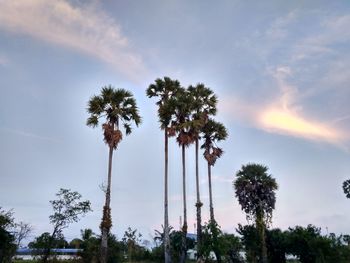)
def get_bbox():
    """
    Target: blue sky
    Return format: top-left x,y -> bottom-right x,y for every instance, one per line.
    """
0,0 -> 349,244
